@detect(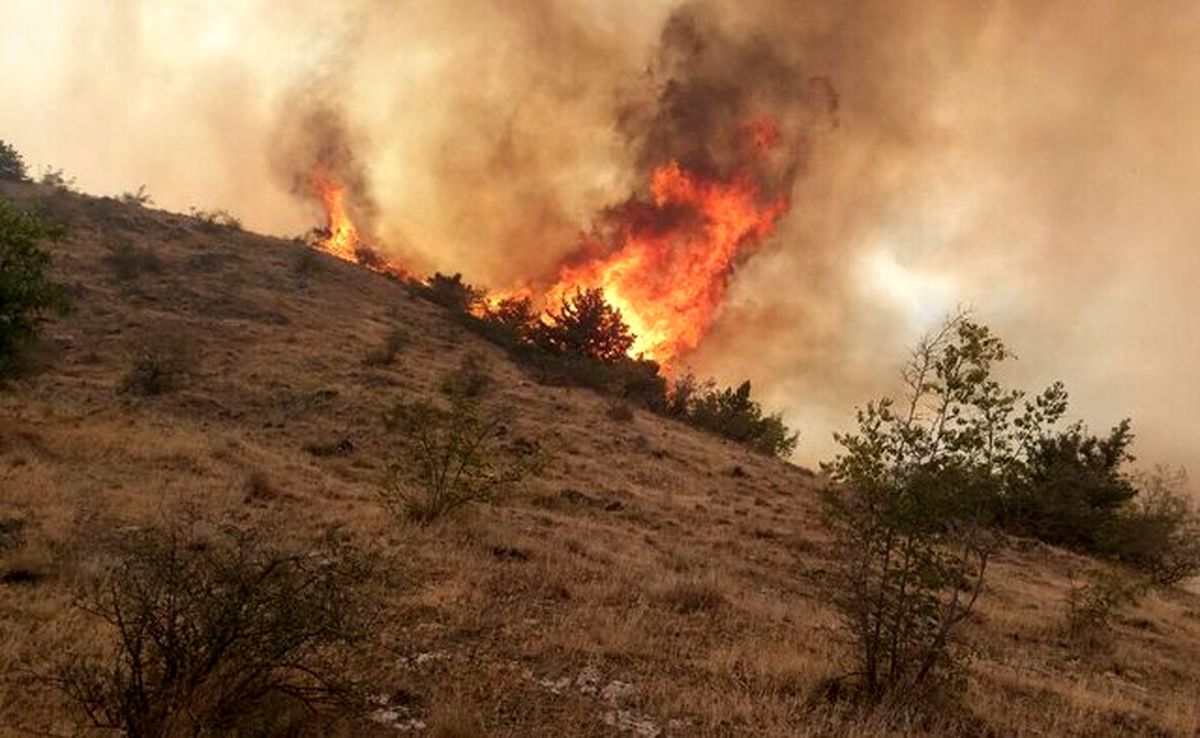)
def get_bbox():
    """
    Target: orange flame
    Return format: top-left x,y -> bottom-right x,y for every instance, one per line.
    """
309,172 -> 360,261
541,159 -> 787,365
308,169 -> 410,280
